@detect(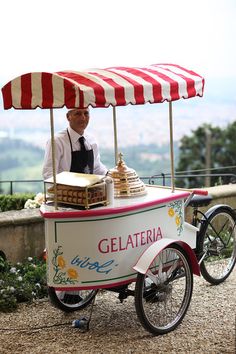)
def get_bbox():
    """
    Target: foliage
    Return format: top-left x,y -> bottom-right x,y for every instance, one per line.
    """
0,256 -> 47,312
0,137 -> 44,194
0,164 -> 44,194
0,193 -> 35,212
176,122 -> 236,188
0,137 -> 44,170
